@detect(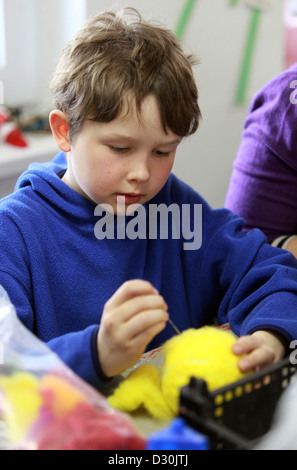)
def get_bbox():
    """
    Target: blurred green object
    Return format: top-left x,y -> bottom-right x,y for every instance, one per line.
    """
235,7 -> 261,104
175,0 -> 262,106
175,0 -> 198,39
